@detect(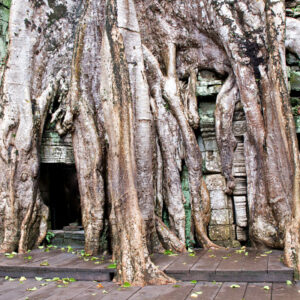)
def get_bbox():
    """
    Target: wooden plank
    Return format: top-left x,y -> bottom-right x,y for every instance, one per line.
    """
239,250 -> 268,282
151,253 -> 180,271
214,282 -> 247,300
0,279 -> 46,300
101,285 -> 141,300
185,282 -> 222,300
16,282 -> 57,300
267,250 -> 293,282
71,282 -> 117,300
166,249 -> 205,273
129,283 -> 193,300
243,282 -> 272,300
272,283 -> 300,300
28,252 -> 74,267
215,249 -> 245,281
43,281 -> 95,300
165,249 -> 205,280
190,249 -> 228,280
